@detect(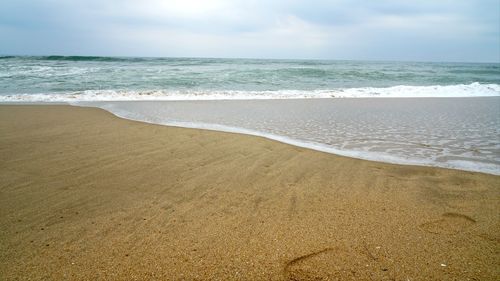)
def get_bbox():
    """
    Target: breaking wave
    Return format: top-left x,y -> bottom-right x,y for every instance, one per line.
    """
1,83 -> 499,102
